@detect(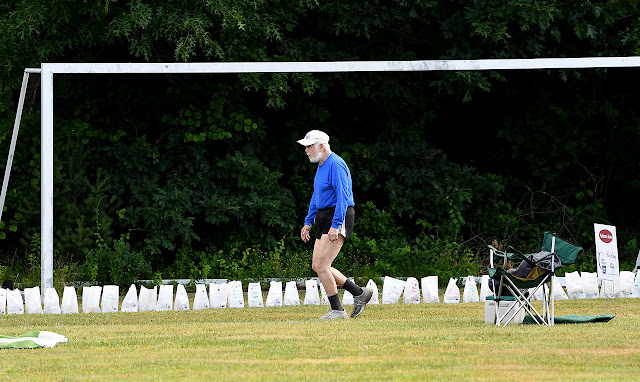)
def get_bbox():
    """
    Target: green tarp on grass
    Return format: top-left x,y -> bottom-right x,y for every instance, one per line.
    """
0,331 -> 68,349
523,314 -> 615,324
